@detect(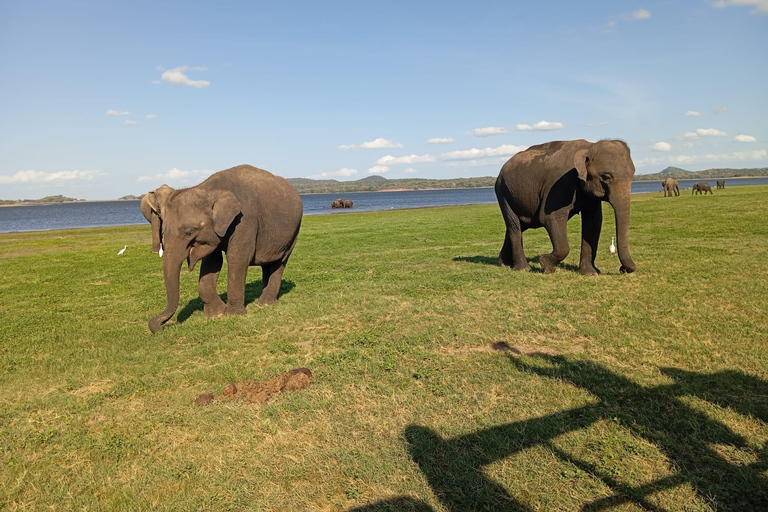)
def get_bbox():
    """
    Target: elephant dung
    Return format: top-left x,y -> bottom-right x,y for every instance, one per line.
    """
195,367 -> 313,405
